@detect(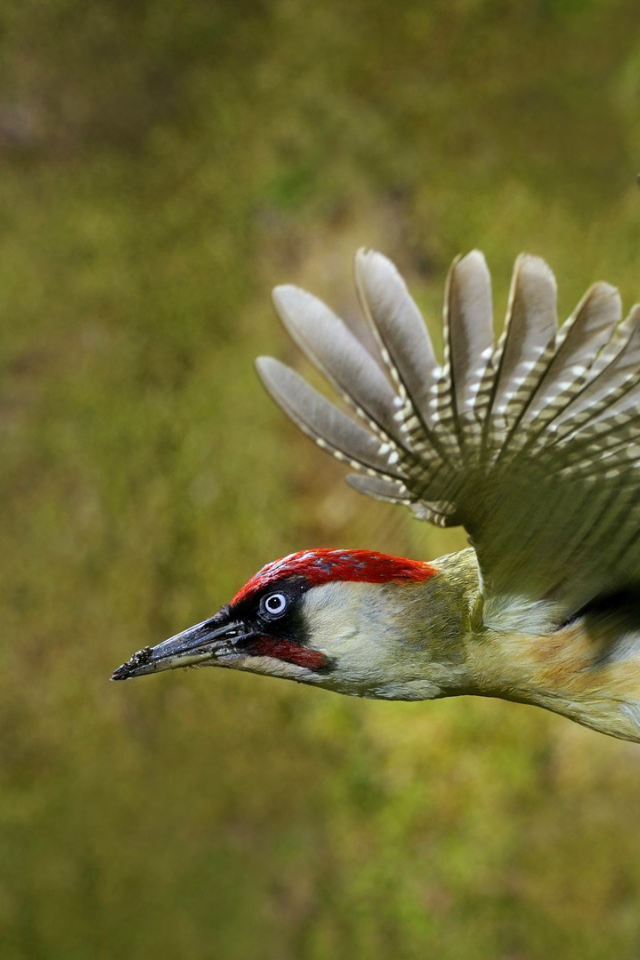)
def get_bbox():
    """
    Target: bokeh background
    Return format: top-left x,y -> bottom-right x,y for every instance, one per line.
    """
4,1 -> 640,957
